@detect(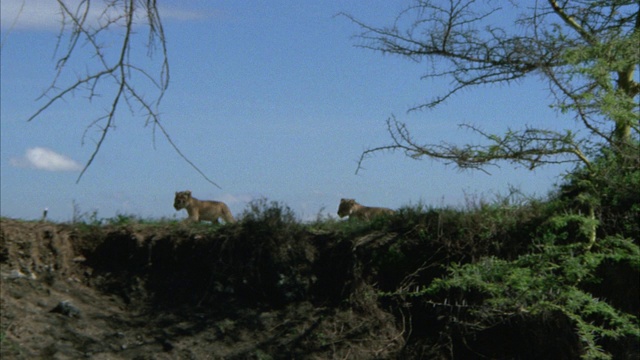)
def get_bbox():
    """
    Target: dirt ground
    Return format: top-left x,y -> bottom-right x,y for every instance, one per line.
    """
0,219 -> 404,359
